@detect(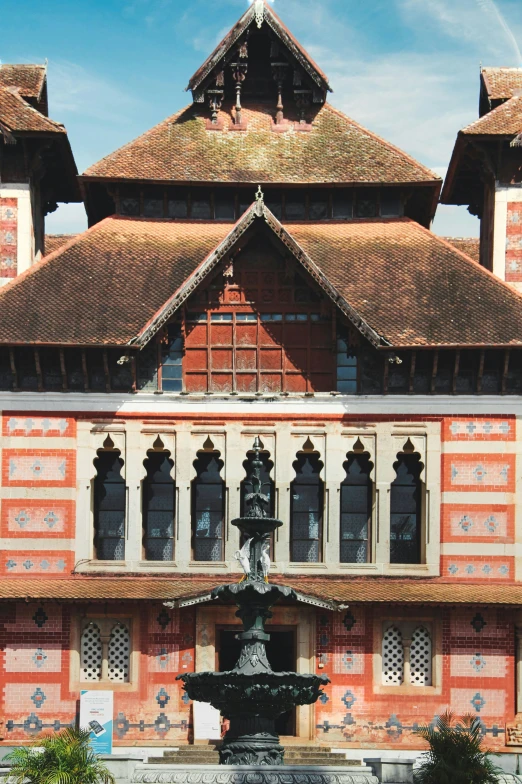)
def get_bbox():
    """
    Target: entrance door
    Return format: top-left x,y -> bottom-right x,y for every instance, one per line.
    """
218,628 -> 297,736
